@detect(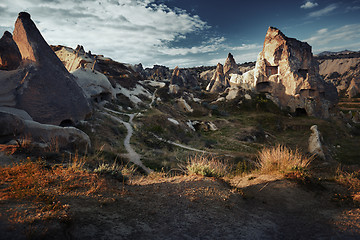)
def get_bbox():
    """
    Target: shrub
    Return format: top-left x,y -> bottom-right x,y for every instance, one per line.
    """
185,154 -> 229,178
94,161 -> 136,181
257,145 -> 313,173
